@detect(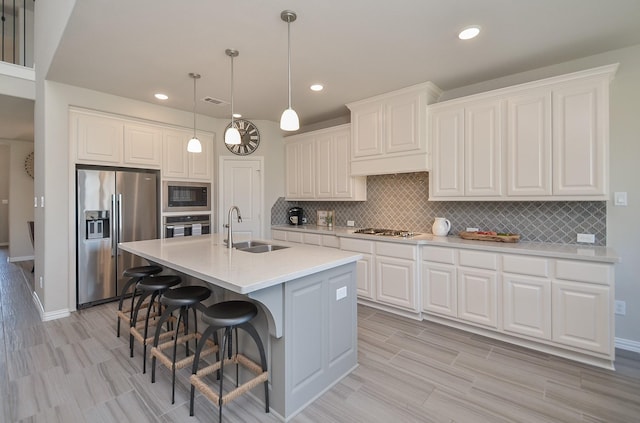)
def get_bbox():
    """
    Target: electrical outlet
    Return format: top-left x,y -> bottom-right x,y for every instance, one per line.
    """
577,233 -> 595,243
615,300 -> 626,315
302,217 -> 307,224
347,220 -> 355,227
336,286 -> 347,300
466,227 -> 479,232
